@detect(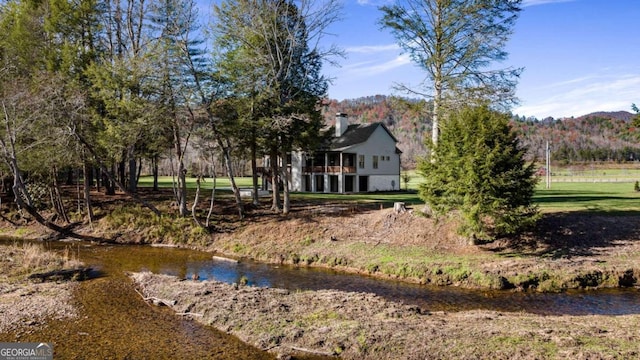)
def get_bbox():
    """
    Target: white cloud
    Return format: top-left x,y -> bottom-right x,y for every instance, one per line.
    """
344,54 -> 412,76
356,0 -> 393,6
514,73 -> 640,118
522,0 -> 576,7
346,44 -> 400,54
